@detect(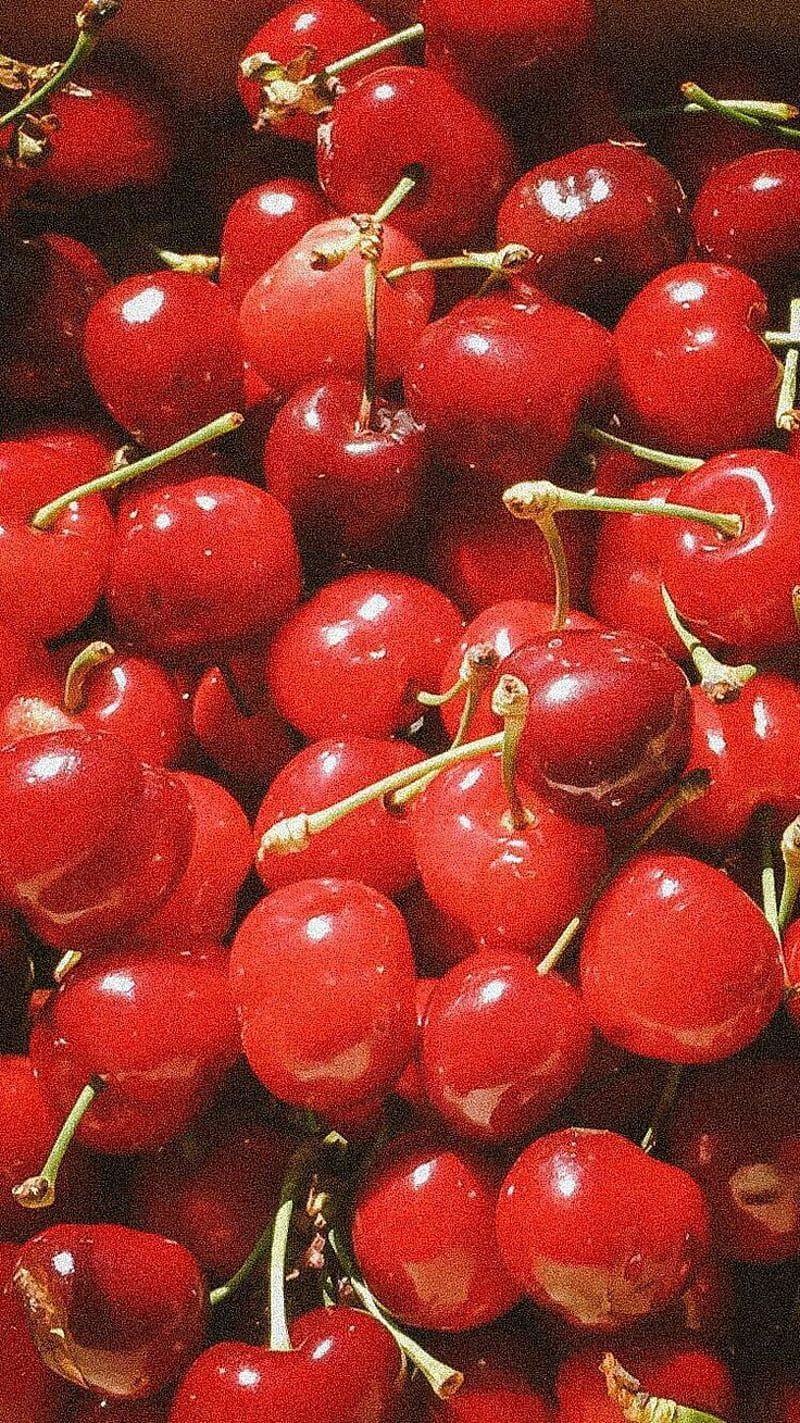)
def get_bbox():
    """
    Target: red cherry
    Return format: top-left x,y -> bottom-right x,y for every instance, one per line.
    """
0,729 -> 194,952
13,1224 -> 207,1400
555,1337 -> 737,1423
107,475 -> 302,654
497,142 -> 689,311
230,877 -> 416,1113
0,1241 -> 73,1423
84,273 -> 245,448
190,657 -> 295,786
266,571 -> 463,740
614,262 -> 781,456
413,755 -> 609,955
38,72 -> 171,198
0,620 -> 53,708
352,1131 -> 520,1330
263,379 -> 426,554
495,1127 -> 711,1330
417,1323 -> 553,1422
394,976 -> 437,1116
421,948 -> 593,1144
397,882 -> 475,974
692,149 -> 800,284
239,218 -> 434,394
588,477 -> 685,658
0,1056 -> 92,1241
579,851 -> 784,1063
254,736 -> 424,895
219,178 -> 331,307
30,940 -> 239,1153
